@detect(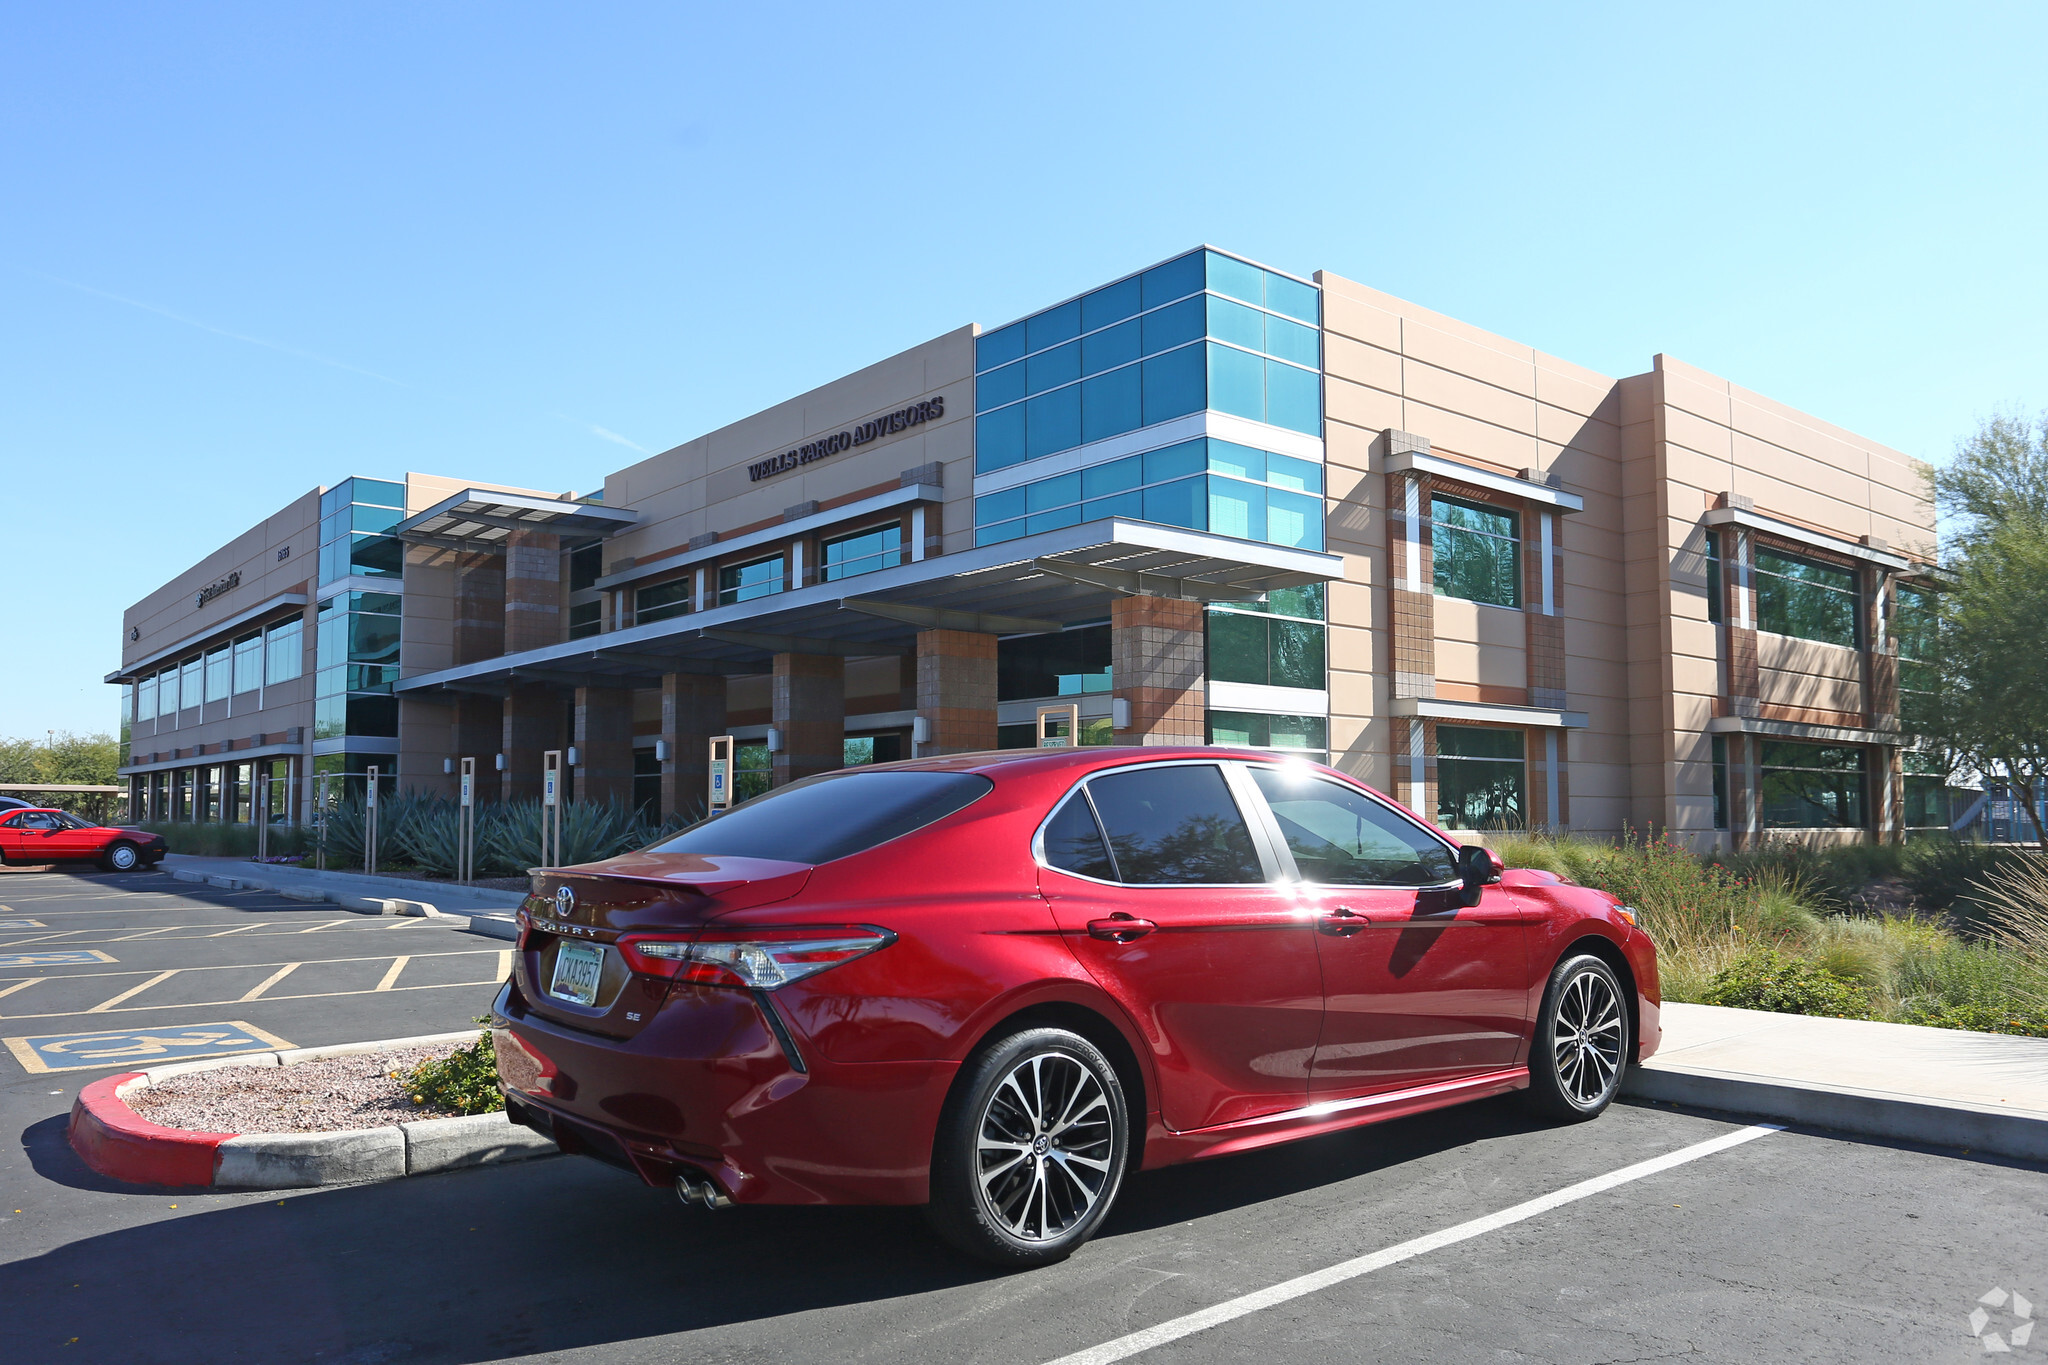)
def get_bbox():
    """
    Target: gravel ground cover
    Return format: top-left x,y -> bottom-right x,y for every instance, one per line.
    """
128,1045 -> 466,1134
